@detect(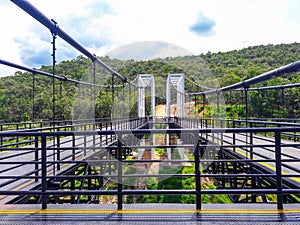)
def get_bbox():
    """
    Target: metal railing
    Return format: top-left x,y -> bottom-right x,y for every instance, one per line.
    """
0,121 -> 299,210
0,117 -> 146,149
179,117 -> 300,141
